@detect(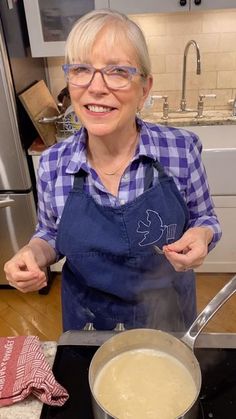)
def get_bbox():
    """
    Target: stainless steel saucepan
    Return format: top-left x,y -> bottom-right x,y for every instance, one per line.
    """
89,274 -> 236,419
